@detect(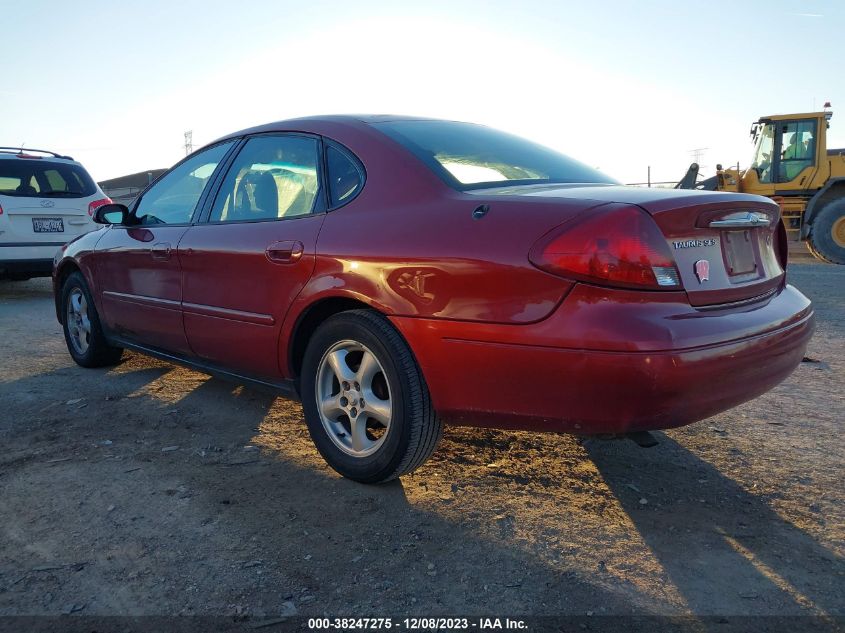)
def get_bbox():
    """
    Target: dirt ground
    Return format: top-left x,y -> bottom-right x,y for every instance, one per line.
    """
0,261 -> 842,628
